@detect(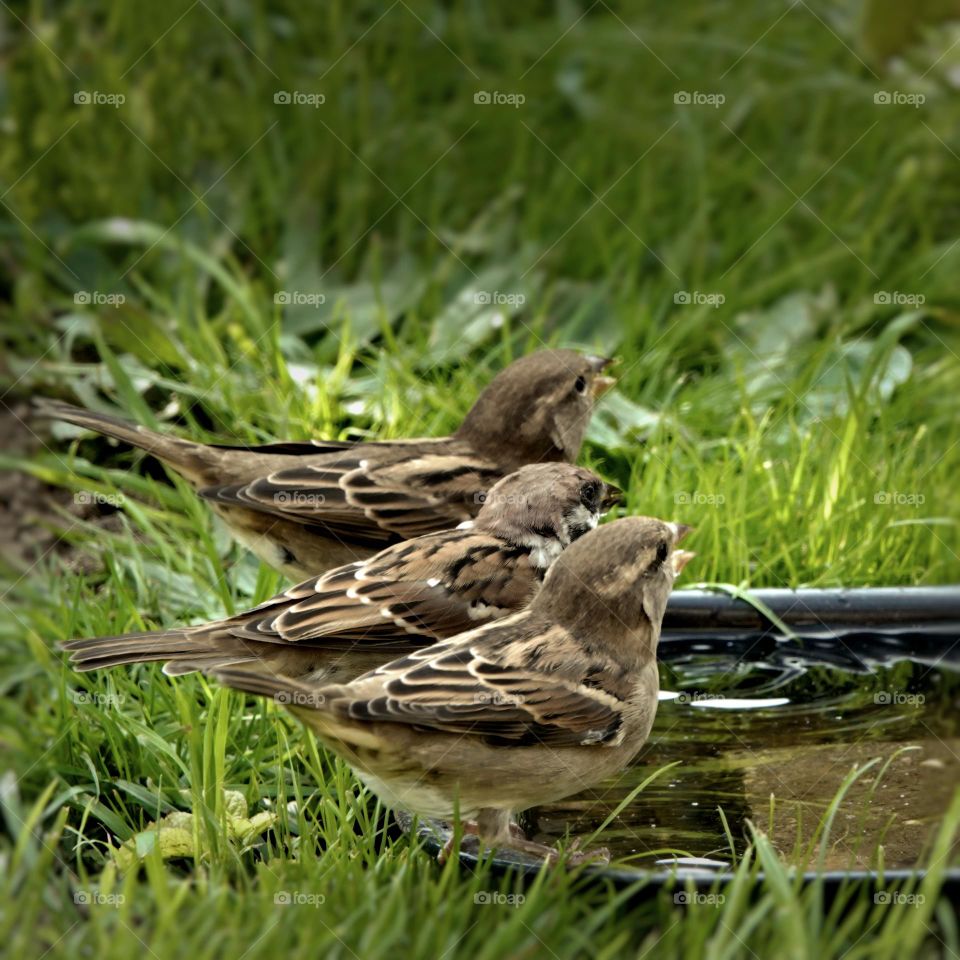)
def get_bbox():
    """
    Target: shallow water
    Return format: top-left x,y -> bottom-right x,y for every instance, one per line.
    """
528,634 -> 960,871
